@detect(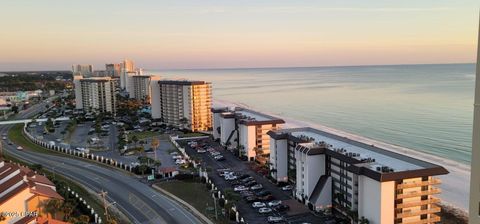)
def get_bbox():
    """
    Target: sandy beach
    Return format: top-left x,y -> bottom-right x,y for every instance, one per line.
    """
213,99 -> 471,212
